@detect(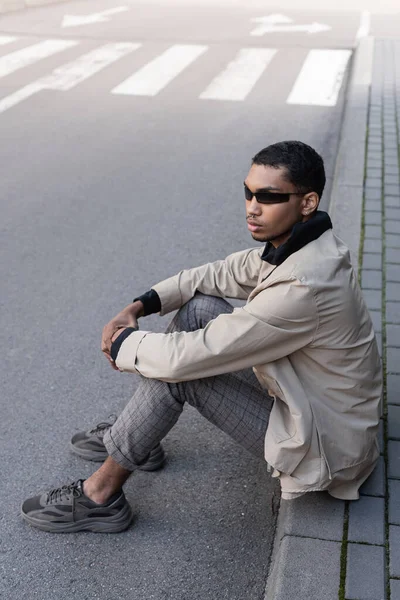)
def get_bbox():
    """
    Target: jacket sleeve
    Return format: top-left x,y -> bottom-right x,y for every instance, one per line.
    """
115,278 -> 318,382
151,247 -> 263,315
